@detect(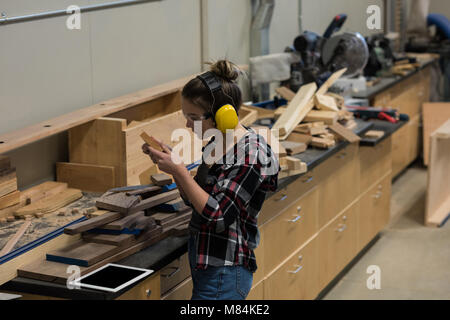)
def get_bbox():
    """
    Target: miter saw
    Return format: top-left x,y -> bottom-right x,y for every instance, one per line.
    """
286,14 -> 369,95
